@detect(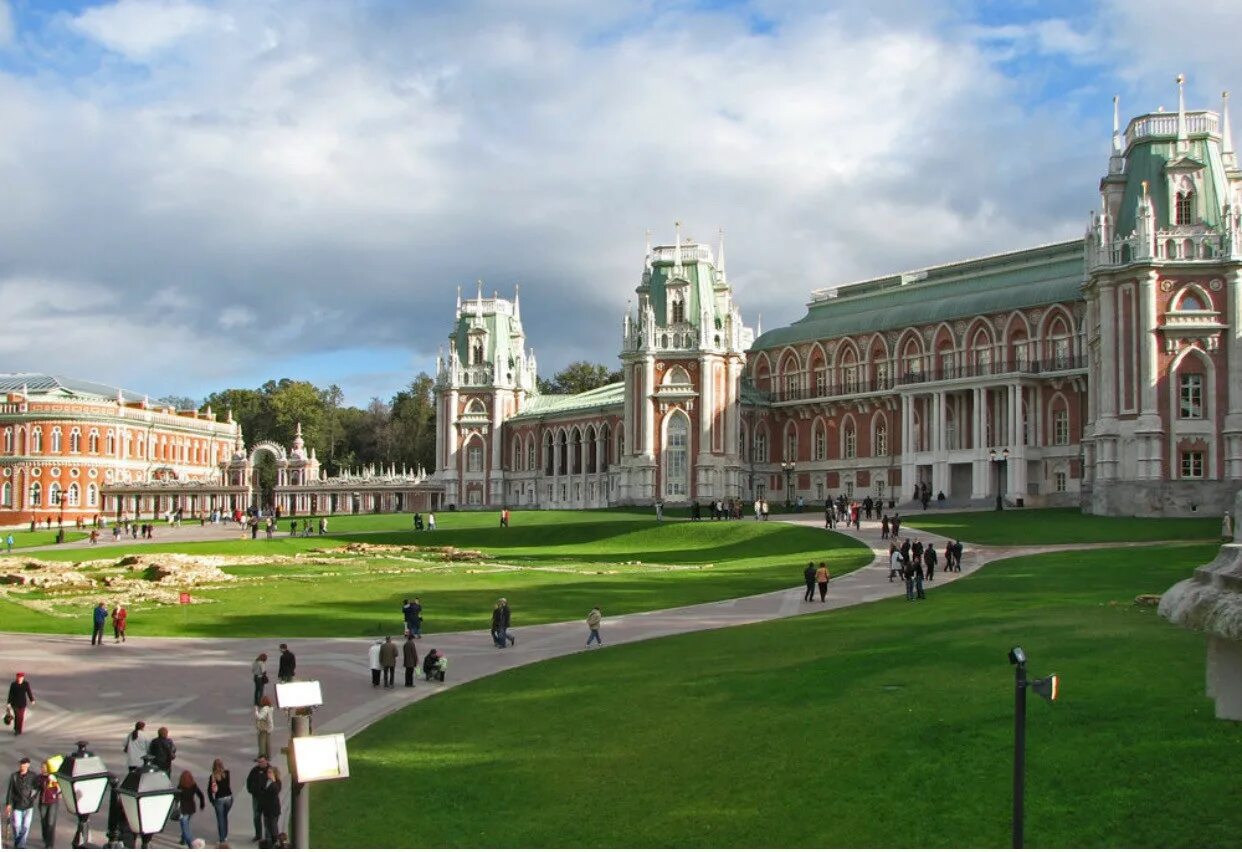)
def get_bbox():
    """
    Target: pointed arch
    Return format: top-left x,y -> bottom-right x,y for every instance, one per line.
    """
753,421 -> 770,463
662,408 -> 691,498
871,410 -> 889,457
1040,305 -> 1076,367
1003,311 -> 1032,370
807,343 -> 828,397
512,434 -> 523,471
811,415 -> 828,461
1048,391 -> 1071,446
1170,345 -> 1214,422
841,413 -> 858,459
896,328 -> 925,378
543,430 -> 555,475
752,351 -> 773,394
1170,283 -> 1214,313
663,366 -> 691,386
463,434 -> 485,473
783,420 -> 799,462
526,433 -> 537,471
